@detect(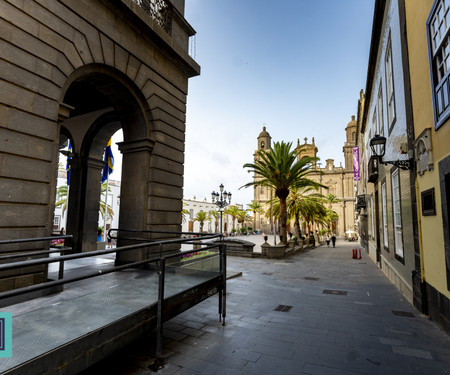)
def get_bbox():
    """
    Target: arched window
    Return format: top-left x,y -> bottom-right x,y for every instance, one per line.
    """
261,141 -> 265,149
352,132 -> 355,141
